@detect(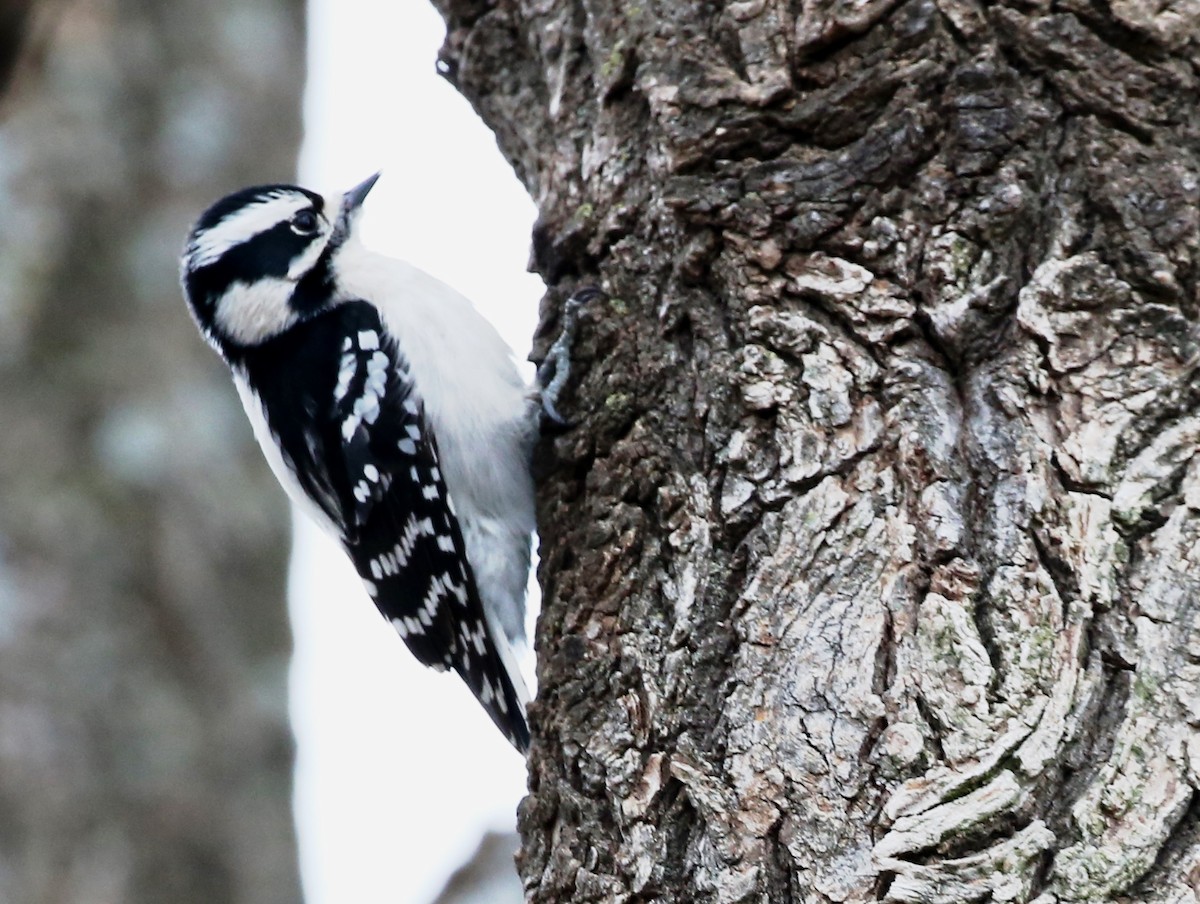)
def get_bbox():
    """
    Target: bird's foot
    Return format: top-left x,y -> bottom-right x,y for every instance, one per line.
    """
537,286 -> 603,428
